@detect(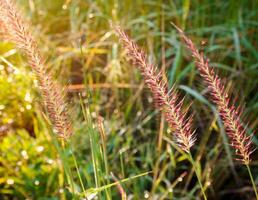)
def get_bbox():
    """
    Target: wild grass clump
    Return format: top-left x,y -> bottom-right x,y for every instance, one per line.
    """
0,0 -> 257,199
